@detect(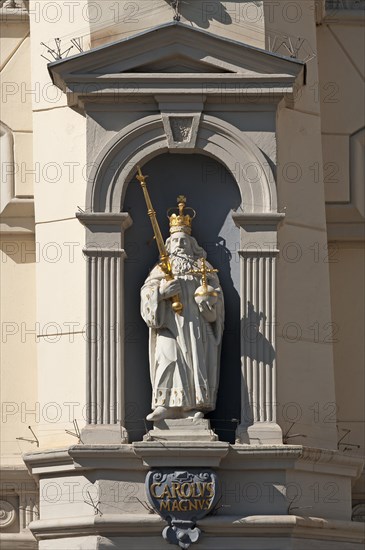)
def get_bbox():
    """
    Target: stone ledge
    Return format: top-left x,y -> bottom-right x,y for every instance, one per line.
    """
133,441 -> 230,468
203,515 -> 365,542
30,515 -> 163,540
23,449 -> 74,479
29,514 -> 365,543
225,445 -> 364,479
23,445 -> 141,476
69,444 -> 141,470
76,212 -> 132,229
0,465 -> 36,482
23,444 -> 364,478
0,533 -> 37,549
